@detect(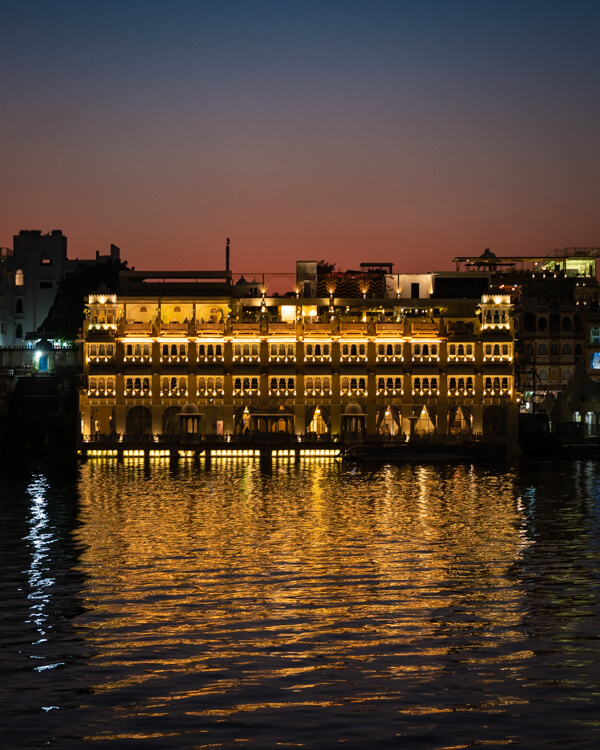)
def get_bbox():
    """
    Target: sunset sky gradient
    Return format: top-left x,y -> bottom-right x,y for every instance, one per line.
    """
2,0 -> 600,274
